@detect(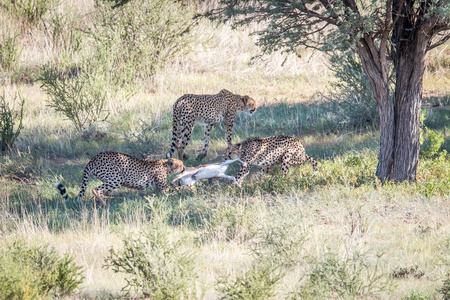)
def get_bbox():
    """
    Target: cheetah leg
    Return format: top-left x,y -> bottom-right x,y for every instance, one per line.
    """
155,179 -> 167,193
179,120 -> 194,160
92,182 -> 119,202
167,113 -> 180,158
198,123 -> 213,160
281,152 -> 293,176
224,115 -> 235,147
235,166 -> 251,184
